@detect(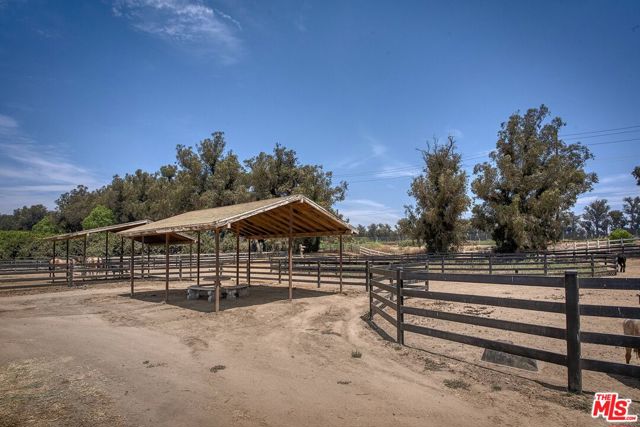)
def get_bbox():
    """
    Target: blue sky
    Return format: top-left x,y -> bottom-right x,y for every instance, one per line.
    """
0,0 -> 639,225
